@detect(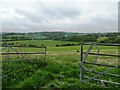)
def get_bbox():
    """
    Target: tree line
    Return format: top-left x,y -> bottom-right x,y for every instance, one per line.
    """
2,32 -> 120,43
